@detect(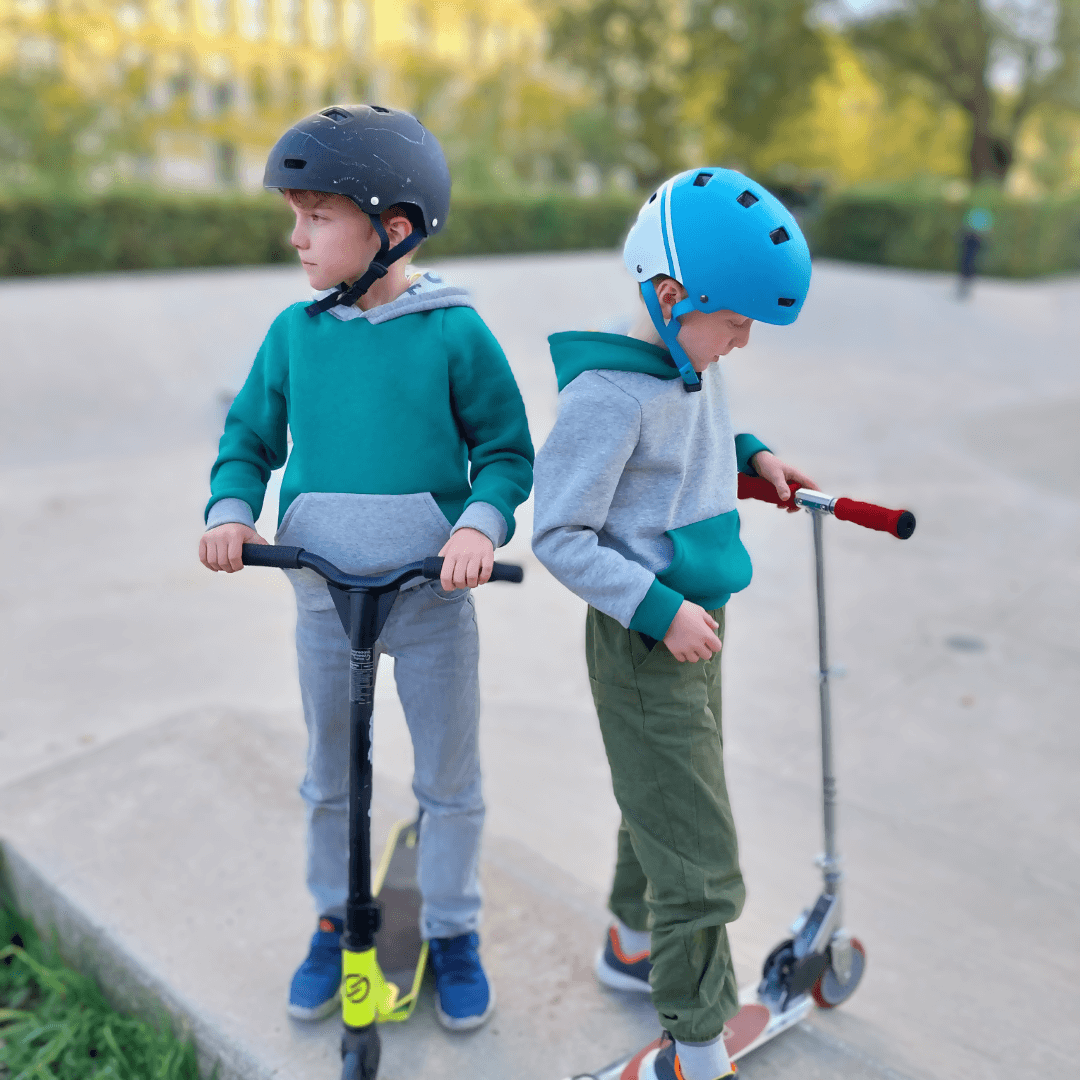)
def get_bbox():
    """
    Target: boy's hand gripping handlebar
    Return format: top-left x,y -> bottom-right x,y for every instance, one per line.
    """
240,544 -> 525,584
737,474 -> 916,539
